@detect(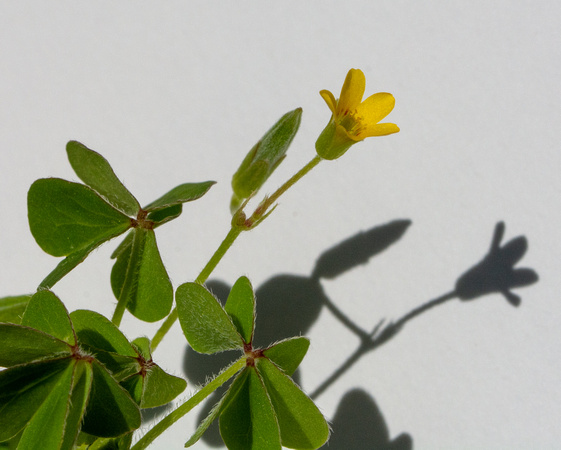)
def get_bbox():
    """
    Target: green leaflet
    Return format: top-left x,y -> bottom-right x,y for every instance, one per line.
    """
219,367 -> 281,450
0,324 -> 71,367
81,361 -> 141,438
0,358 -> 71,443
256,358 -> 329,449
16,361 -> 75,450
146,203 -> 182,226
70,310 -> 137,357
22,290 -> 76,346
263,337 -> 310,376
140,364 -> 187,409
0,294 -> 31,324
131,337 -> 151,361
143,181 -> 216,212
111,229 -> 173,322
176,282 -> 243,354
66,141 -> 141,217
28,178 -> 131,257
224,276 -> 255,344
